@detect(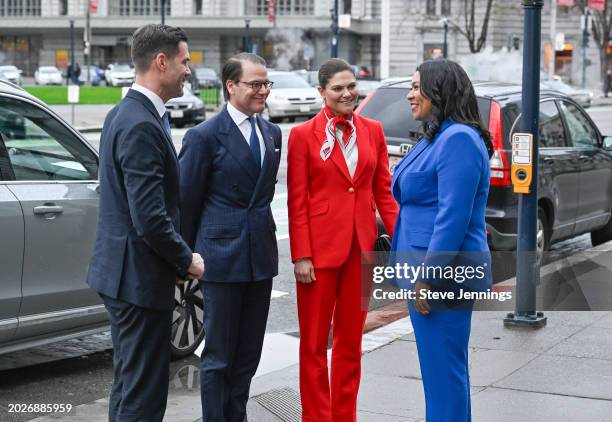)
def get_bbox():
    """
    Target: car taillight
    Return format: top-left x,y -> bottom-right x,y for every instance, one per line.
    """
488,101 -> 511,187
354,90 -> 376,114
